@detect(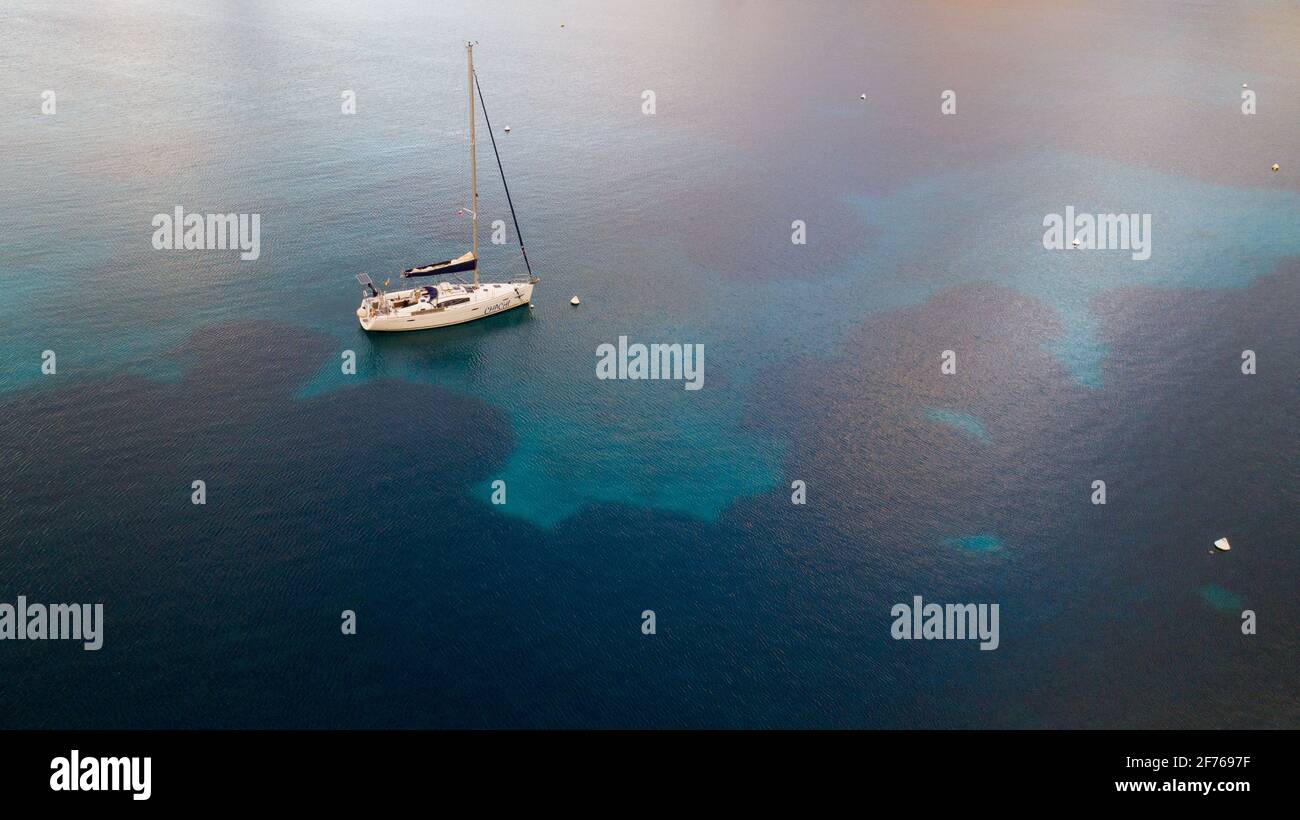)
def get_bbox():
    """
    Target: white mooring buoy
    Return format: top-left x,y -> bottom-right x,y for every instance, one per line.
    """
504,125 -> 511,133
860,93 -> 867,100
570,295 -> 580,306
1214,537 -> 1231,552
